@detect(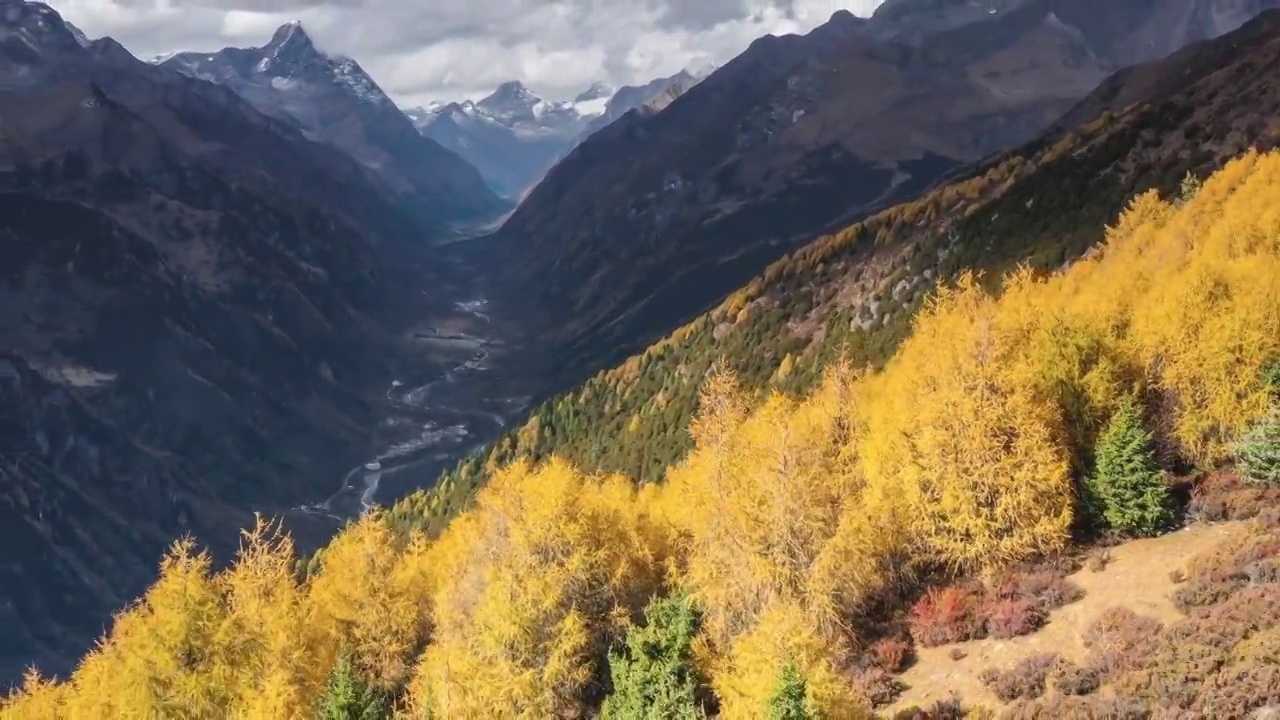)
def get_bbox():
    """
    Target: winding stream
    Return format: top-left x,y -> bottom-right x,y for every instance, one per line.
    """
288,297 -> 528,527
